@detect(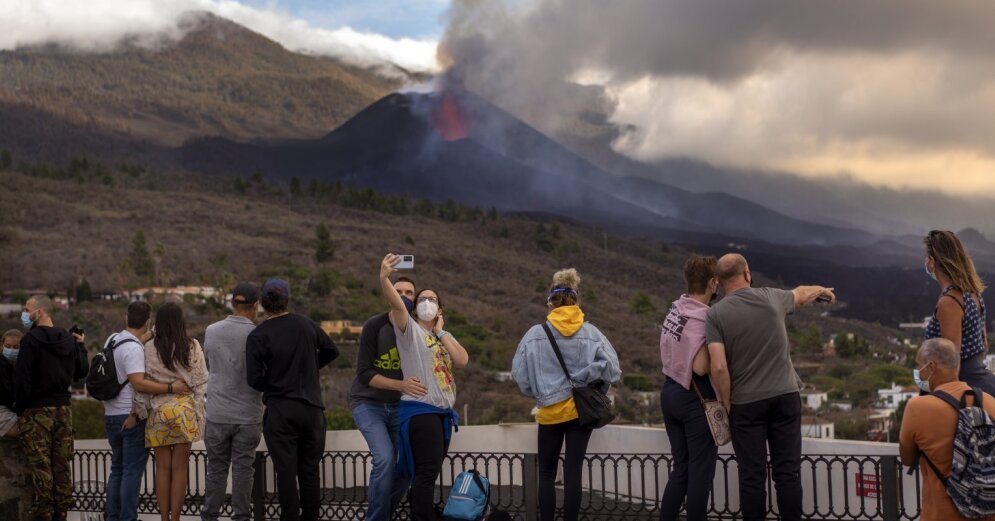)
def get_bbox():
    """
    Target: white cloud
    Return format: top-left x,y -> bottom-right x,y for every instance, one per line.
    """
607,50 -> 995,195
0,0 -> 439,73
